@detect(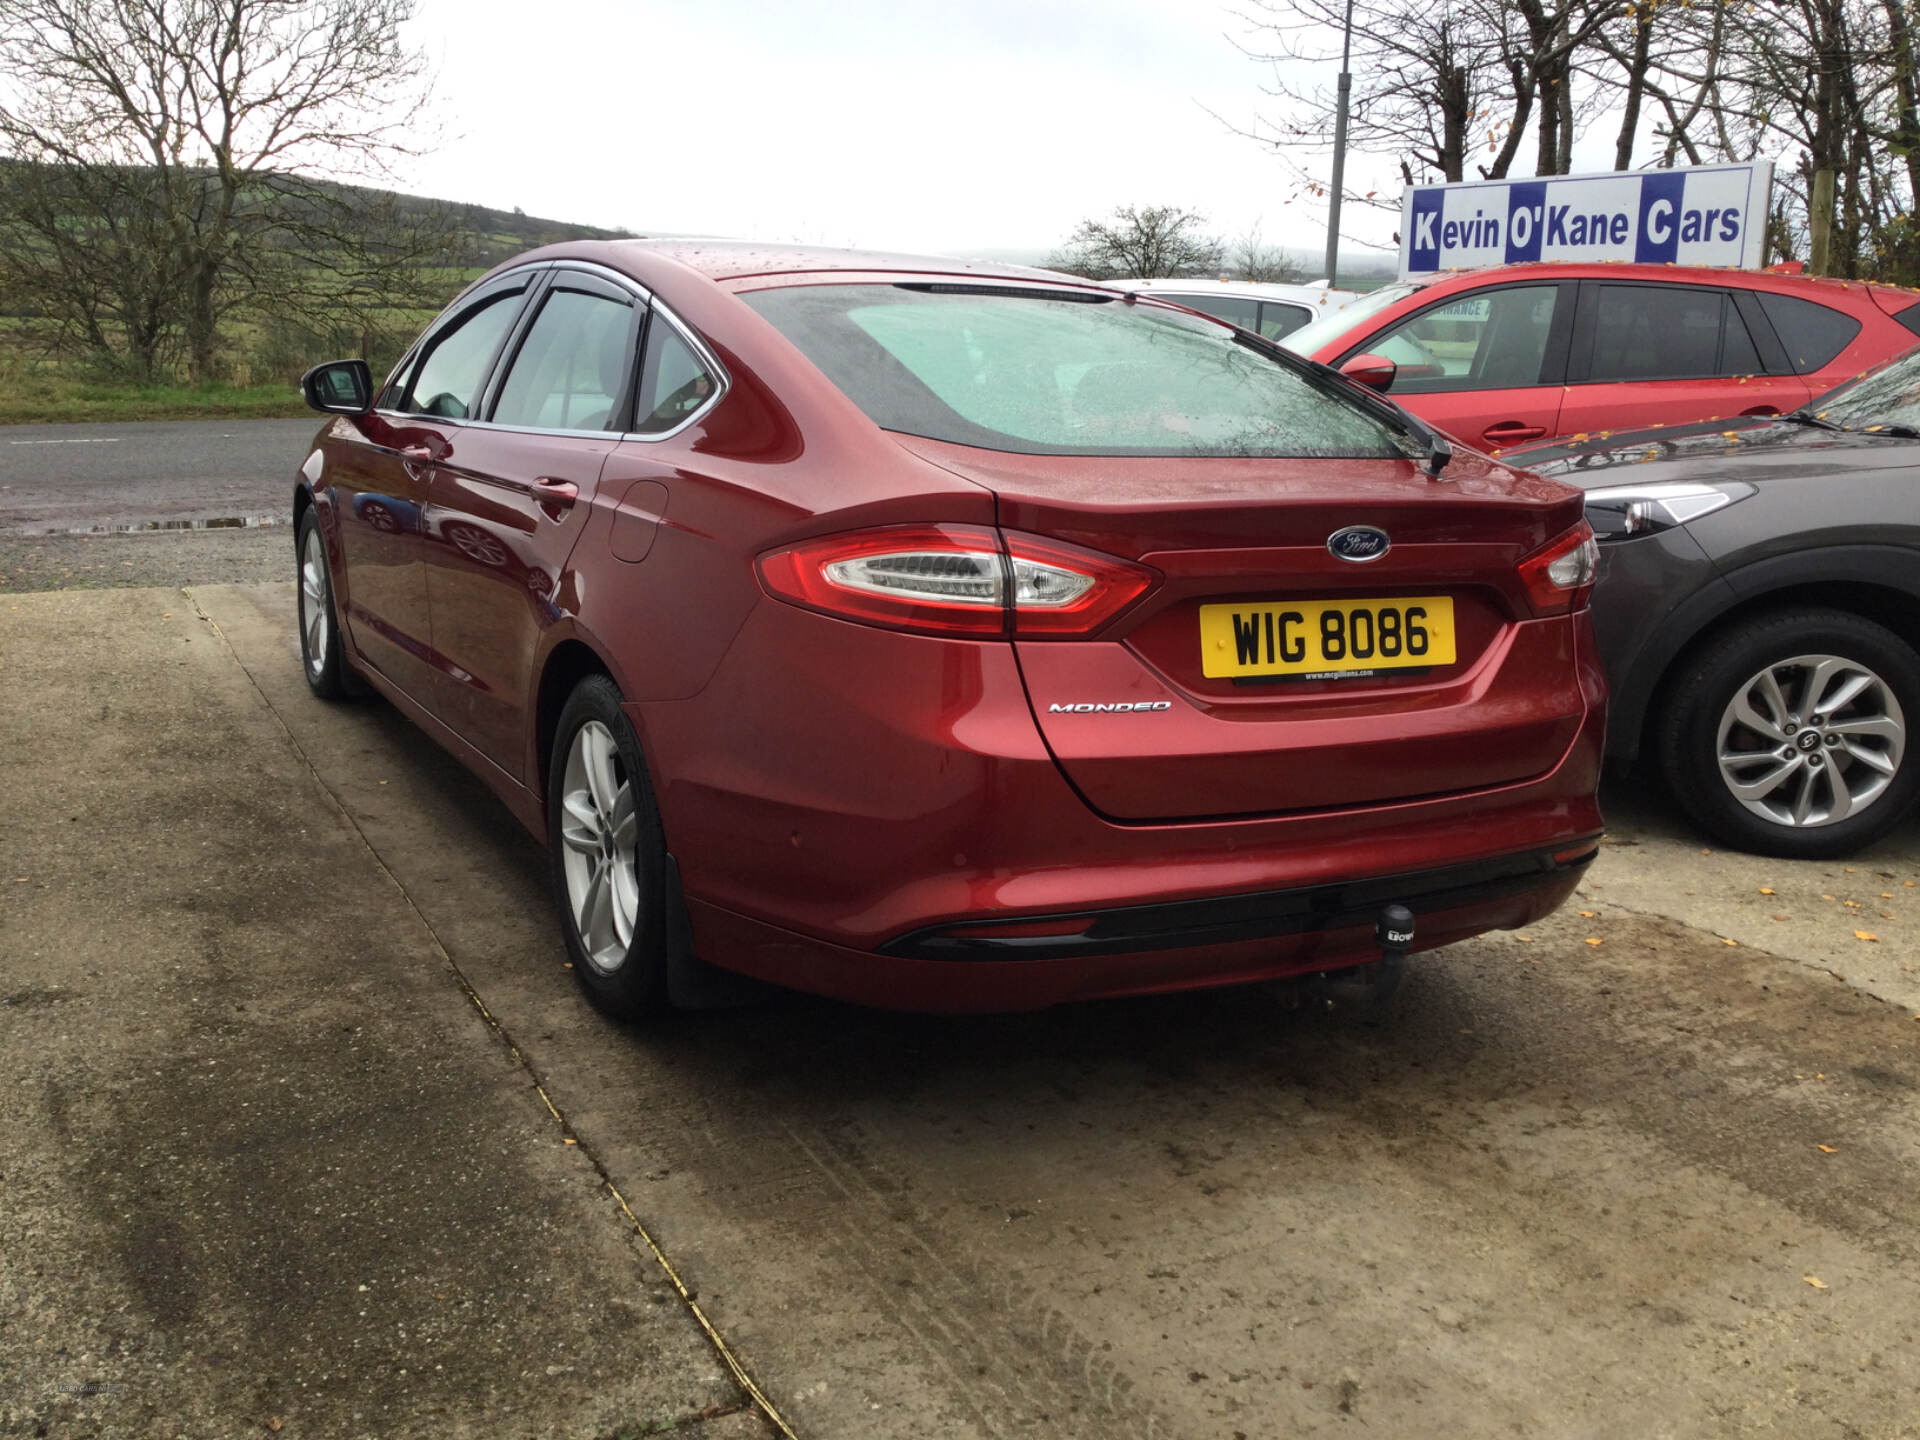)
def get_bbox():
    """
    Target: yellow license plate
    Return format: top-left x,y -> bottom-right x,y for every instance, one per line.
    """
1199,597 -> 1456,679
